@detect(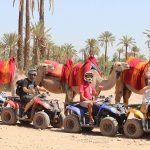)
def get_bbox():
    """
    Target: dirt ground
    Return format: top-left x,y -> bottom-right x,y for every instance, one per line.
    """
0,88 -> 150,150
